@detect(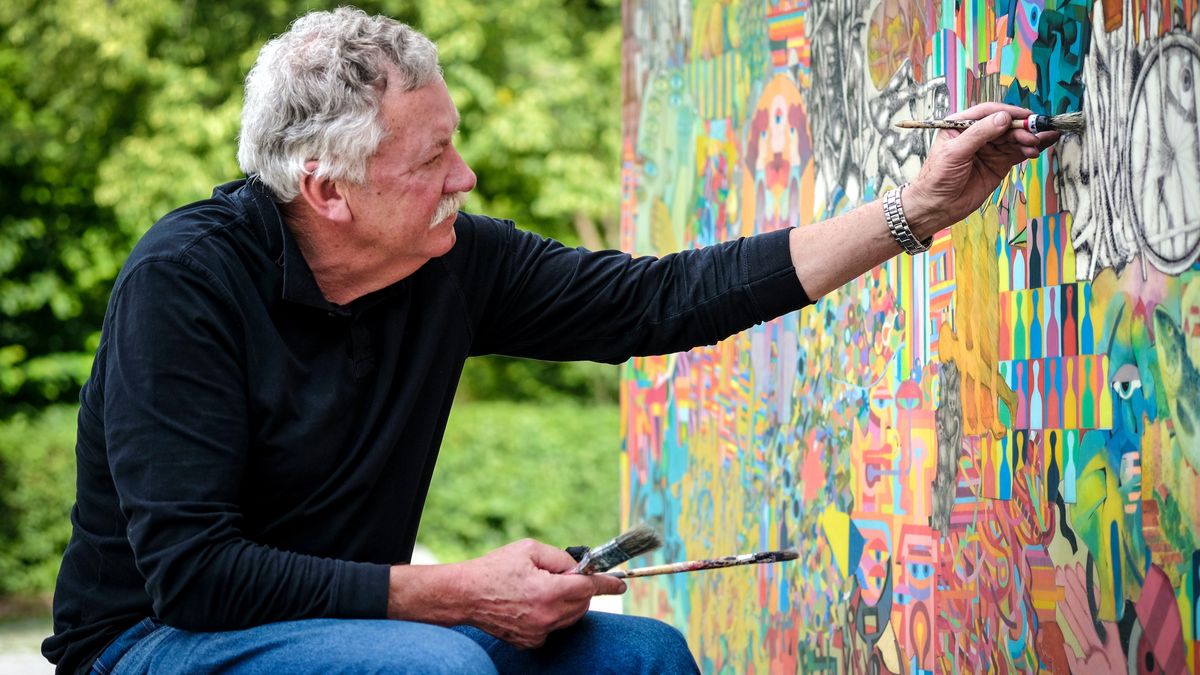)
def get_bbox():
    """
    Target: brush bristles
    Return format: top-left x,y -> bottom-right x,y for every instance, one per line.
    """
573,523 -> 663,574
1049,111 -> 1086,134
613,524 -> 662,559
